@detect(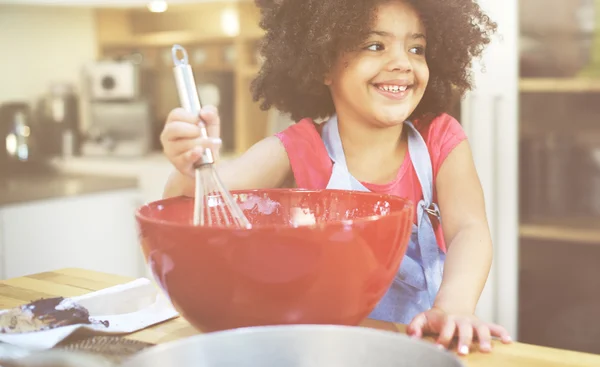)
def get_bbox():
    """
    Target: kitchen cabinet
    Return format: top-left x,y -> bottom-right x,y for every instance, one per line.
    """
465,0 -> 600,354
0,189 -> 145,280
468,0 -> 600,349
518,0 -> 600,243
515,0 -> 600,355
519,237 -> 600,355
